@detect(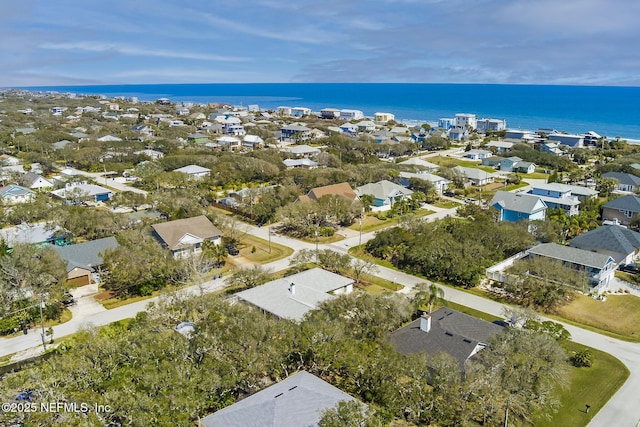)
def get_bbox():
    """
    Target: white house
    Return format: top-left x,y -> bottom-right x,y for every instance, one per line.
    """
173,165 -> 211,179
235,268 -> 354,322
